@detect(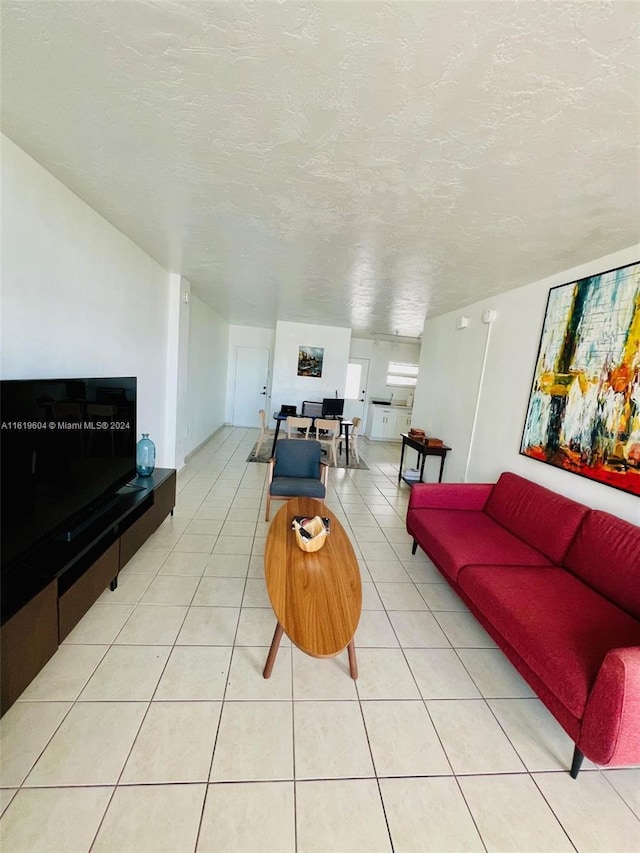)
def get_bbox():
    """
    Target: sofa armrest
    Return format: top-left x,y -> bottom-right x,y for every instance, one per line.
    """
579,646 -> 640,767
408,483 -> 494,512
